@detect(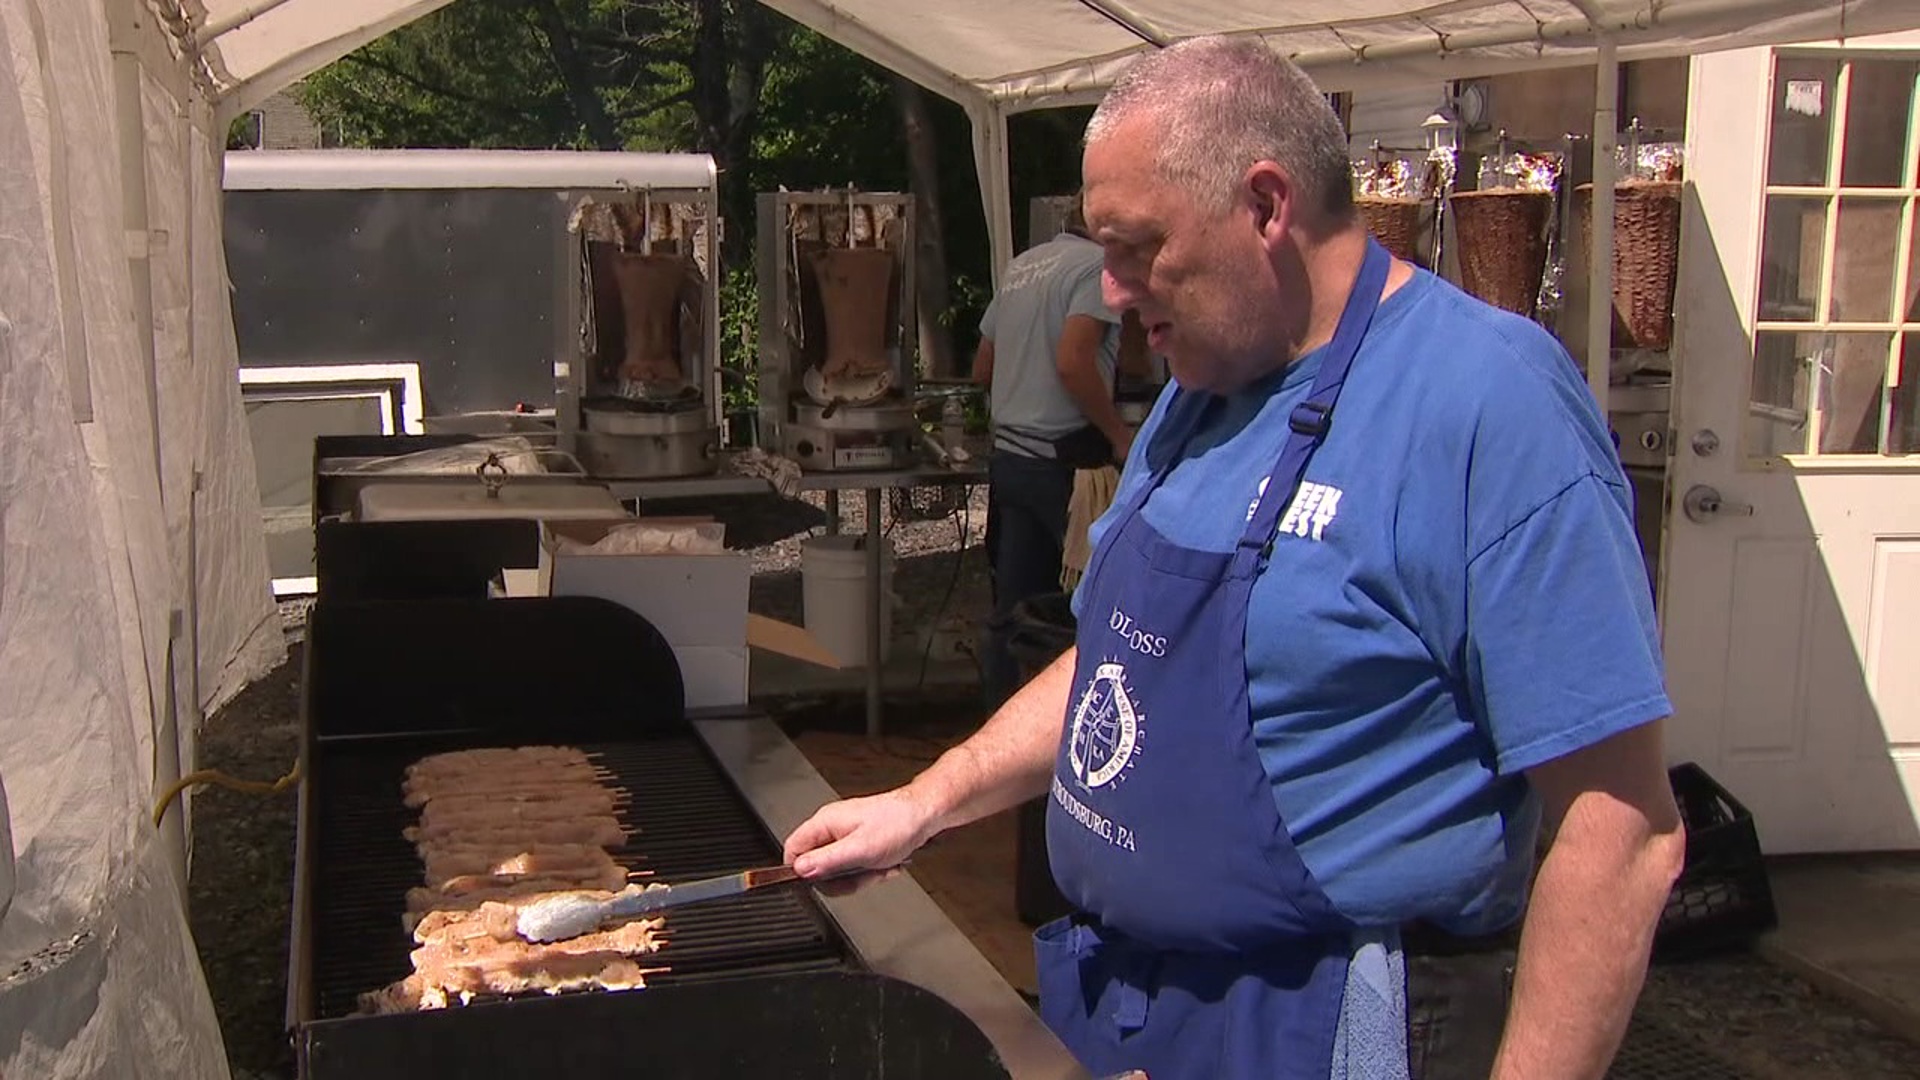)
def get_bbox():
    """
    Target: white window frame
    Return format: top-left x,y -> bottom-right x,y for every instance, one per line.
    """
238,361 -> 425,598
1751,51 -> 1920,461
237,361 -> 425,436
